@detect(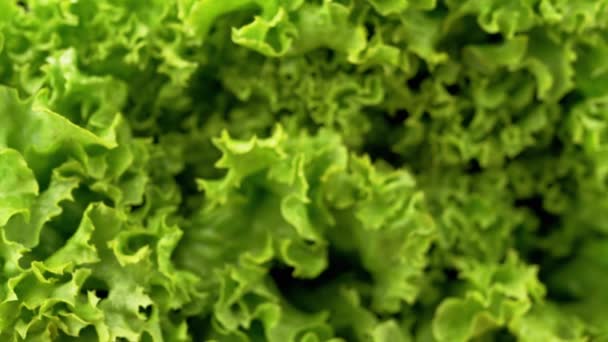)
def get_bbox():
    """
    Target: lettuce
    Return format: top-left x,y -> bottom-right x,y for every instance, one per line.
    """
1,0 -> 608,341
